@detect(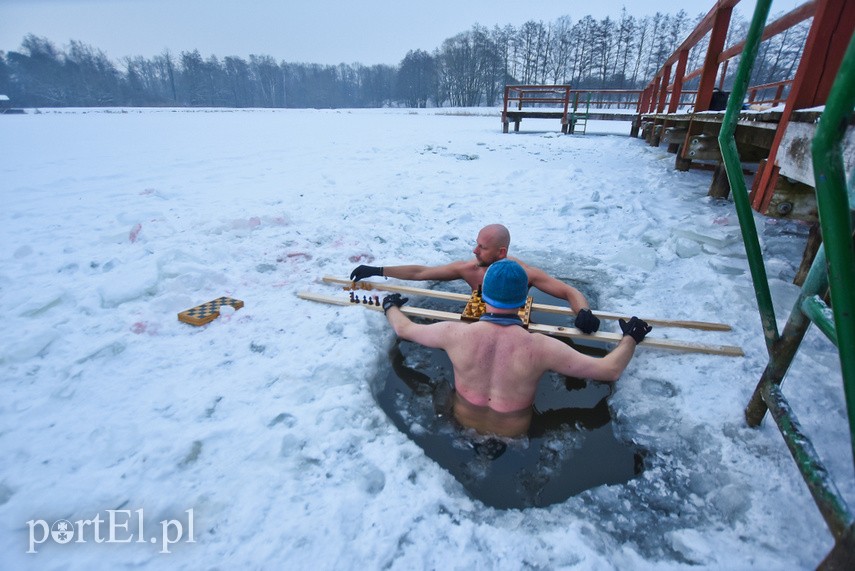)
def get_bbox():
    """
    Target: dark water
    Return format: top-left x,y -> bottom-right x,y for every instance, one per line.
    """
372,282 -> 645,510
